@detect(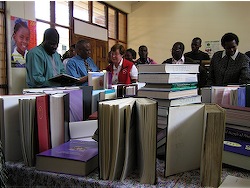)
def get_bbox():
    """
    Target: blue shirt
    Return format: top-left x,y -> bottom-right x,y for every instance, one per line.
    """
66,55 -> 99,86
